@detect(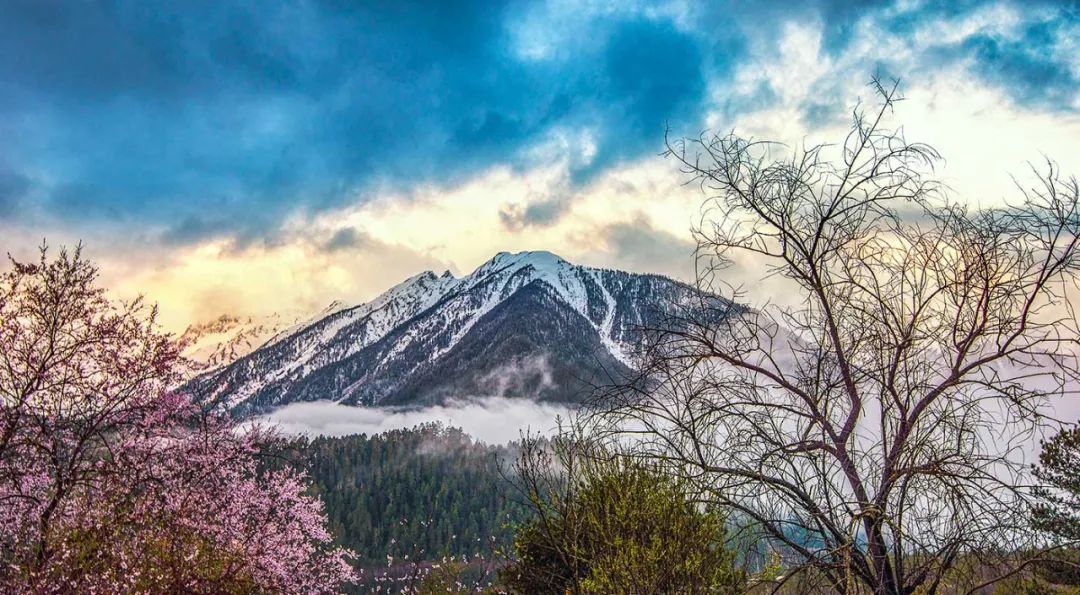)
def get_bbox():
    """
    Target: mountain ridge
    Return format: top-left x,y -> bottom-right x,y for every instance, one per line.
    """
184,251 -> 710,414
